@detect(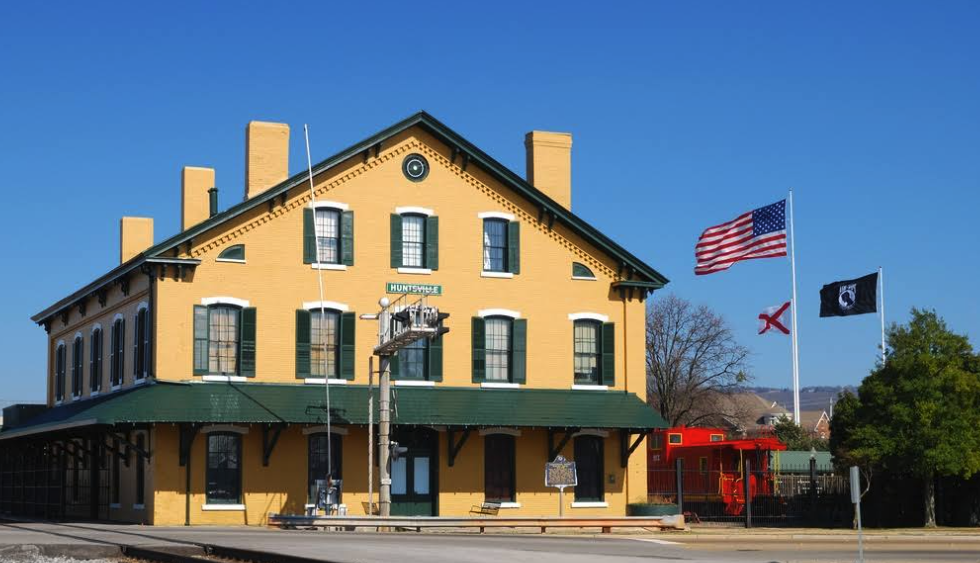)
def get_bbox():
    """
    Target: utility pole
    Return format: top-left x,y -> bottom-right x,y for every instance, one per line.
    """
378,355 -> 392,518
367,356 -> 374,516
